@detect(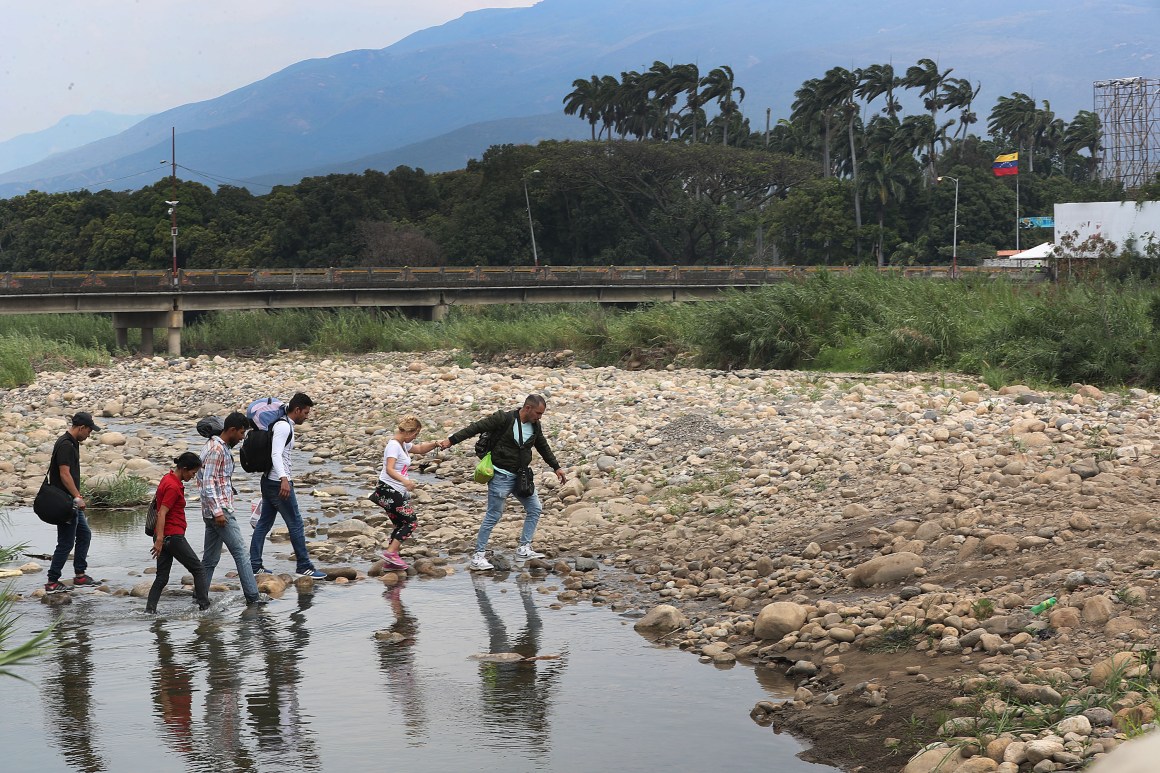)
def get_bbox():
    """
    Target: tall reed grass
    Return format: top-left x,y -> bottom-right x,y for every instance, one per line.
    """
2,274 -> 1159,391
